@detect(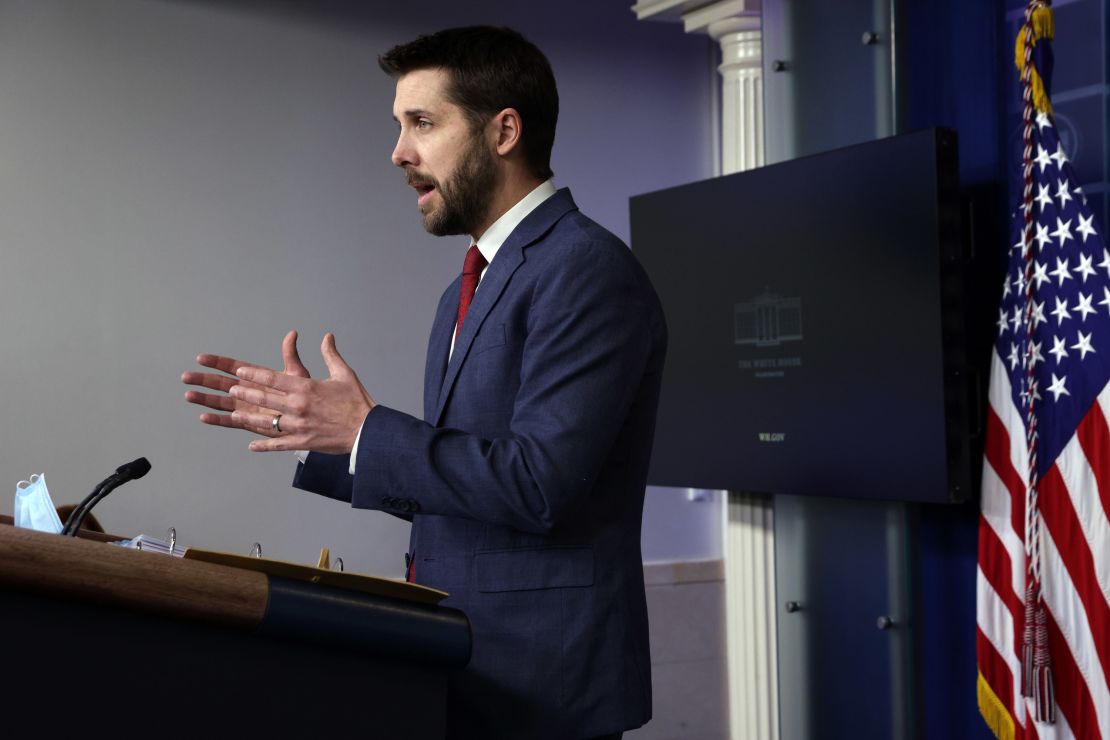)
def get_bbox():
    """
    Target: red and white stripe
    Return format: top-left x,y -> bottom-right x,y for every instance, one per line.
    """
979,351 -> 1110,738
